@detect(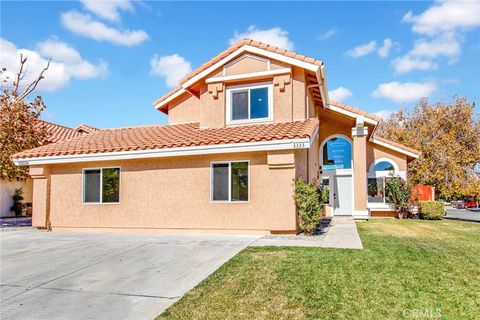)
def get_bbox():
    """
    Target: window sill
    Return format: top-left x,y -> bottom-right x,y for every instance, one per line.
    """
226,118 -> 273,126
